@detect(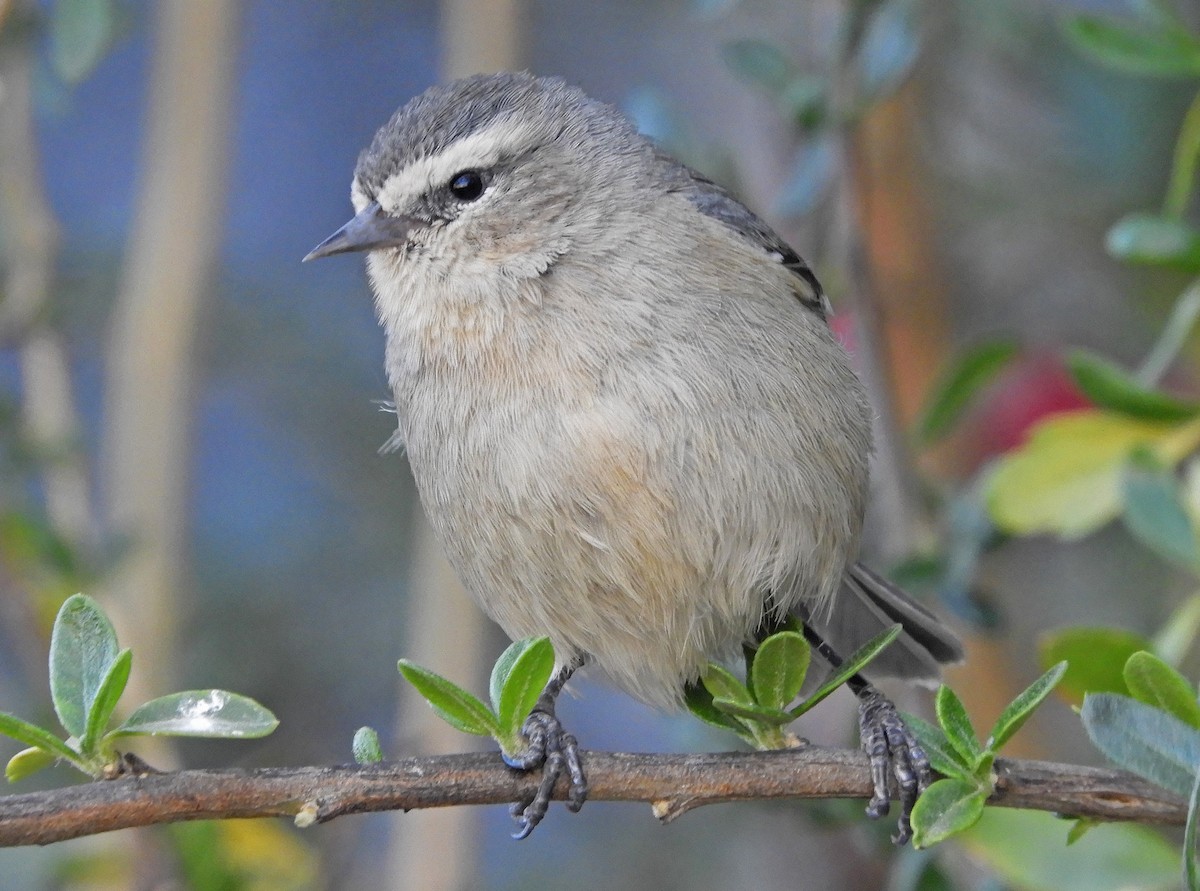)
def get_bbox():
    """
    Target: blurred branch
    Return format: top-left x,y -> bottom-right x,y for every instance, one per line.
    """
0,748 -> 1185,847
0,0 -> 95,549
